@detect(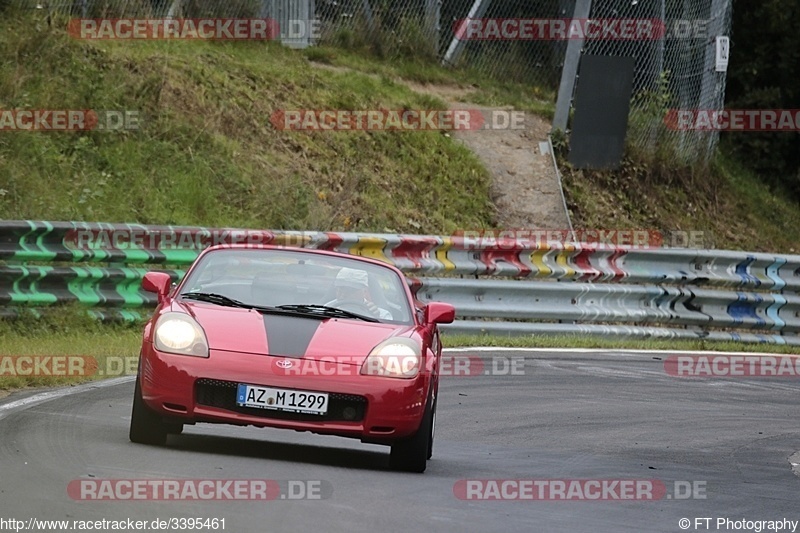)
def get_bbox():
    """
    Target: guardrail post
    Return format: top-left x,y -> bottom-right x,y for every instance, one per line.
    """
553,0 -> 592,133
